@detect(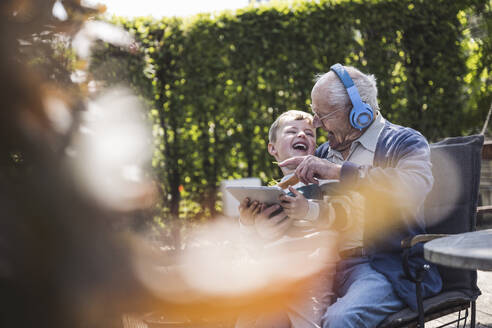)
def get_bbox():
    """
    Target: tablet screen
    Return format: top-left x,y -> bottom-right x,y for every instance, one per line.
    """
225,186 -> 286,205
